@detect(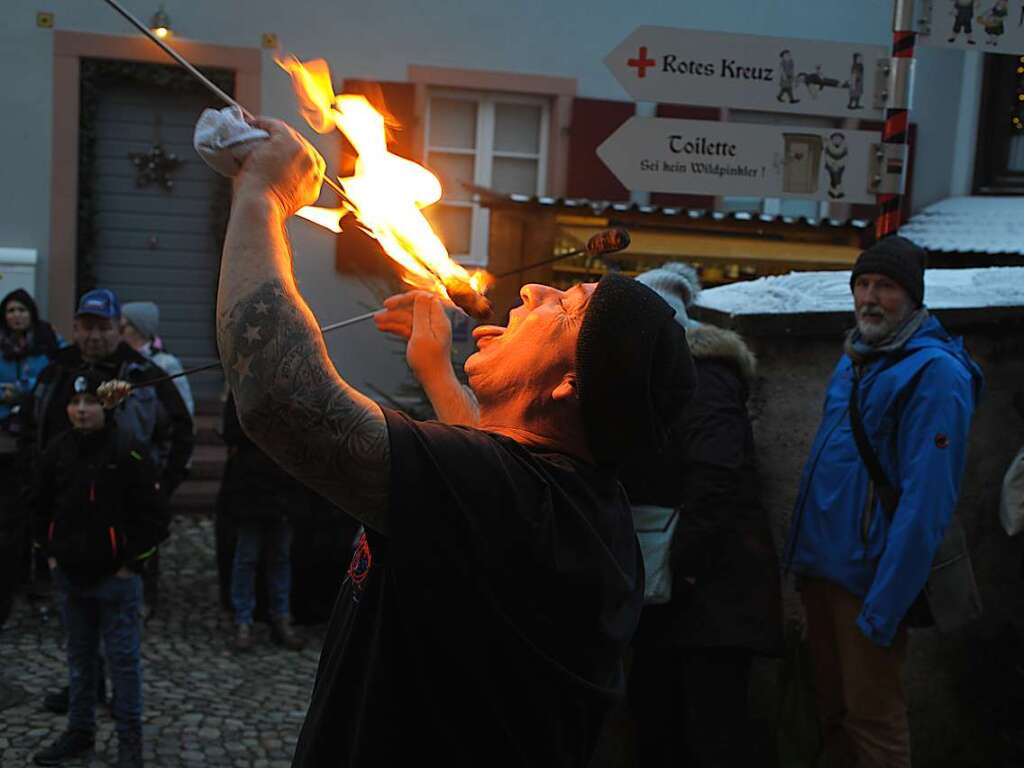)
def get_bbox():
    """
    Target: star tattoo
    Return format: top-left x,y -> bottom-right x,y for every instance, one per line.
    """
232,352 -> 254,381
253,300 -> 270,315
242,324 -> 263,344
